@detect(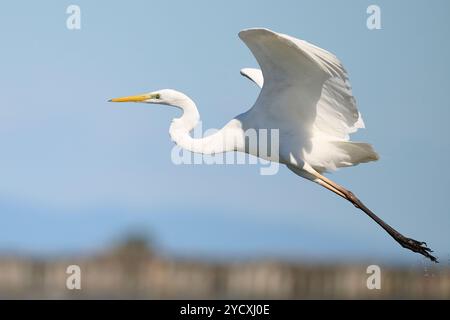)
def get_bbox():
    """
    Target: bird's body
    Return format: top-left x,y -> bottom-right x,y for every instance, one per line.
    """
167,29 -> 379,174
110,28 -> 436,262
